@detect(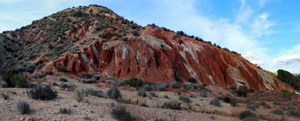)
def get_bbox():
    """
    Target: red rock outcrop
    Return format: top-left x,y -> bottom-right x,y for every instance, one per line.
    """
45,26 -> 290,91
